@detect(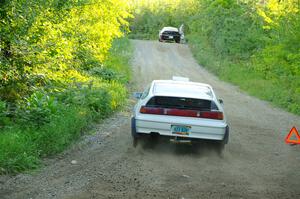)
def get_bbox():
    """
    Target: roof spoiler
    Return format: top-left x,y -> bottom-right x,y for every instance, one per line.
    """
172,76 -> 189,82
